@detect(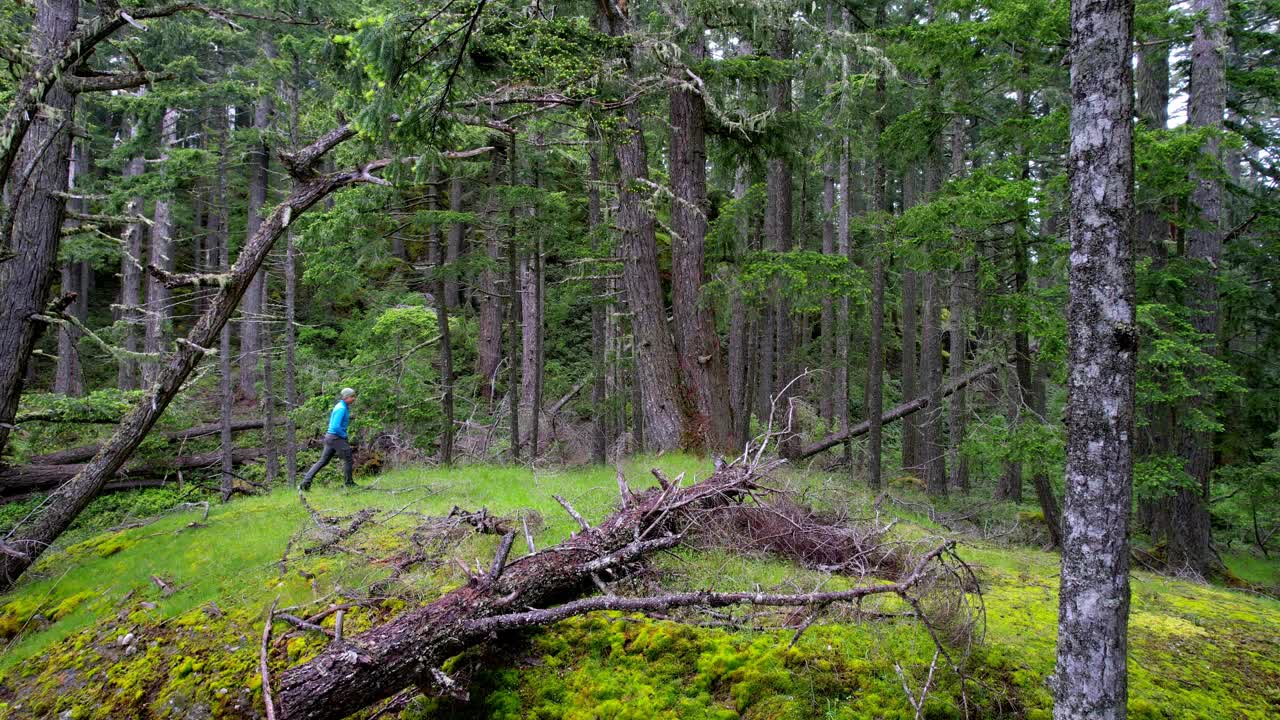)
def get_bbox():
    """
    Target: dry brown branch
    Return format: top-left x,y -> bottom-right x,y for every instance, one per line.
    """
261,596 -> 280,720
